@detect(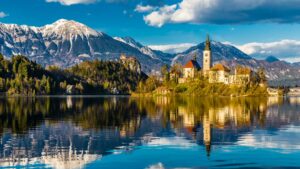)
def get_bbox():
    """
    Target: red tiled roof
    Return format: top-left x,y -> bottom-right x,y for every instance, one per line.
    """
211,64 -> 230,72
184,60 -> 201,69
